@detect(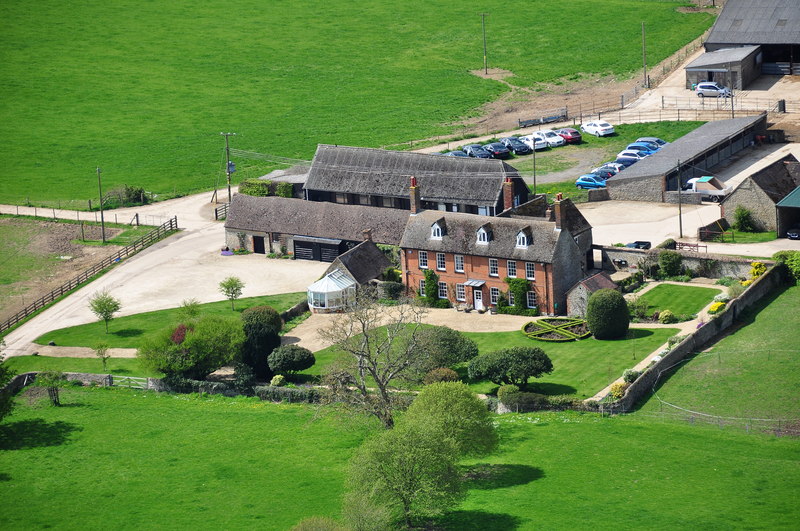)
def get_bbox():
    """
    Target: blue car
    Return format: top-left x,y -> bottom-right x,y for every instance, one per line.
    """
575,175 -> 607,189
636,136 -> 669,147
462,144 -> 492,158
625,142 -> 659,155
